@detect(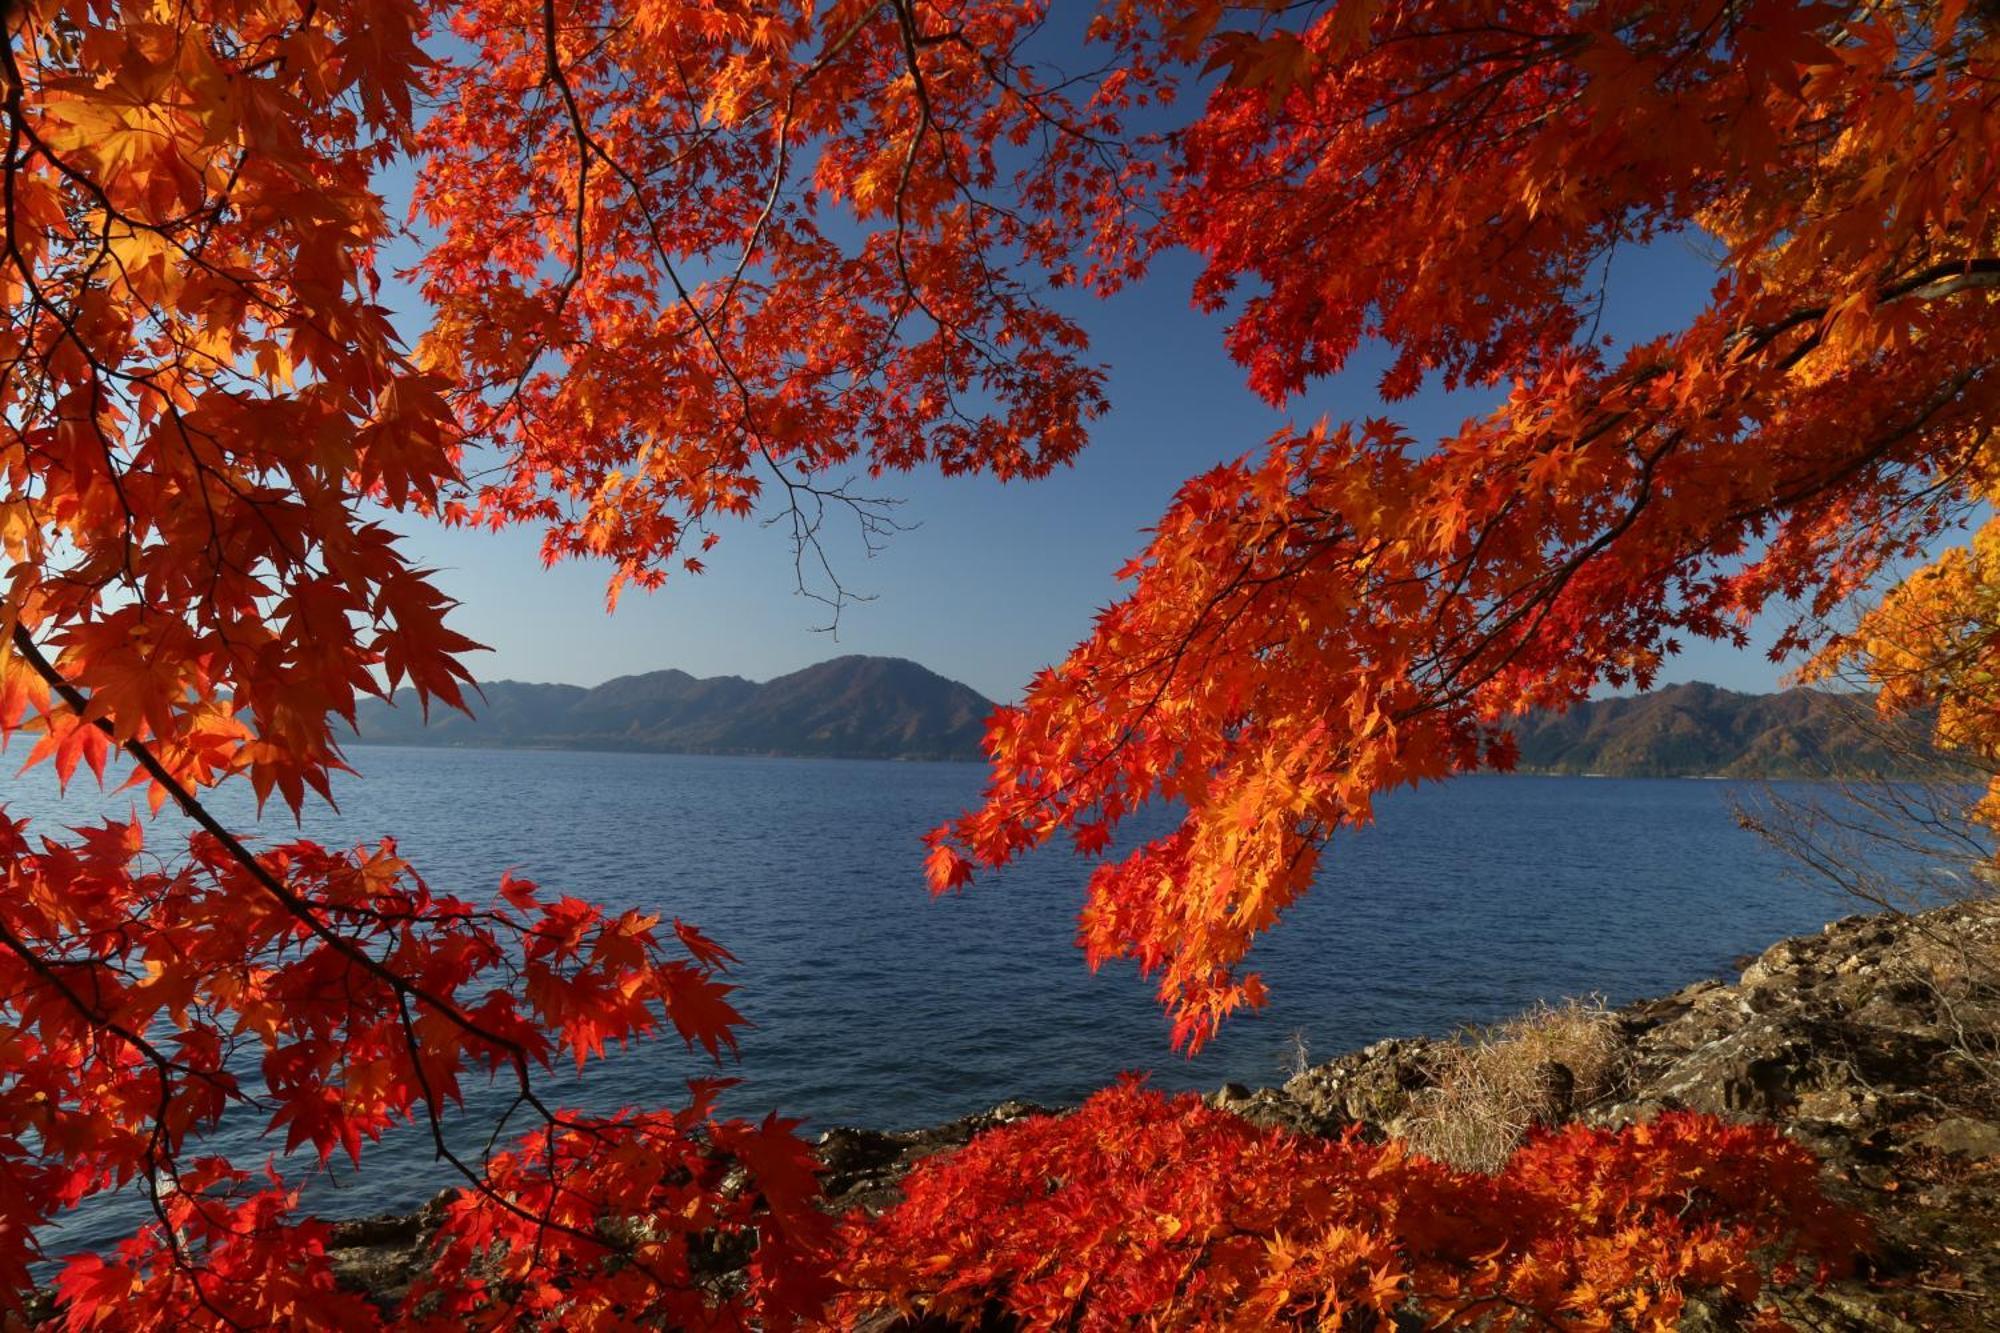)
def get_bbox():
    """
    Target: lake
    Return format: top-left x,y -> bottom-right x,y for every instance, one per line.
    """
8,747 -> 1856,1256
